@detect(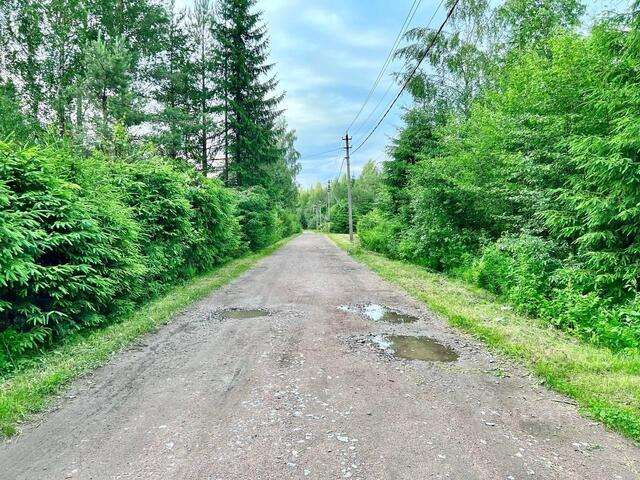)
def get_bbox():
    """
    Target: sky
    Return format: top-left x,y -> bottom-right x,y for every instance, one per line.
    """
177,0 -> 631,188
257,0 -> 446,188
